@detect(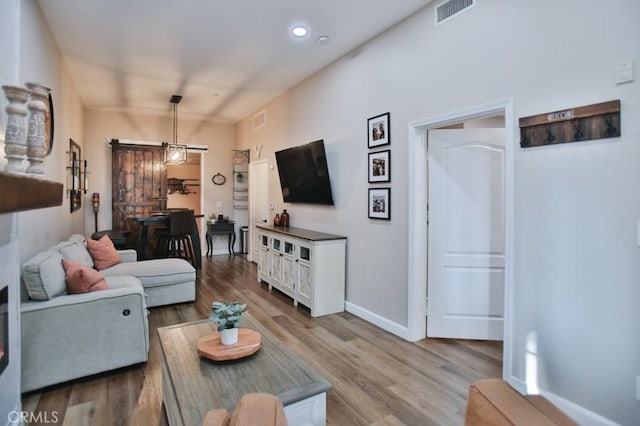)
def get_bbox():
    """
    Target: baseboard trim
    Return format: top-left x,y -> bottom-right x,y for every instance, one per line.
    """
209,249 -> 235,256
506,377 -> 618,426
344,301 -> 410,340
345,301 -> 619,425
